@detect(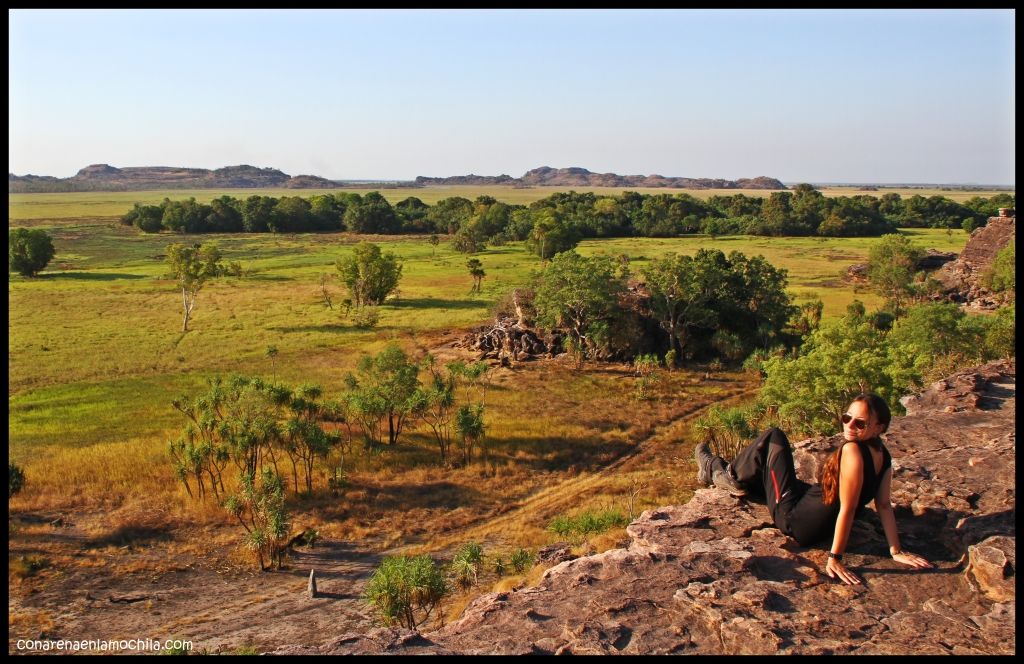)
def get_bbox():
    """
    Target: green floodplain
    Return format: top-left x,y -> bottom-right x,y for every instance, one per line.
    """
8,187 -> 970,476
